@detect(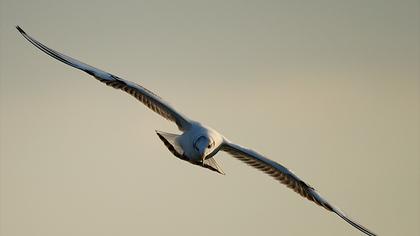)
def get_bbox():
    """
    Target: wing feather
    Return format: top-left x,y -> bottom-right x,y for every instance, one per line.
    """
221,141 -> 376,236
16,26 -> 191,130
